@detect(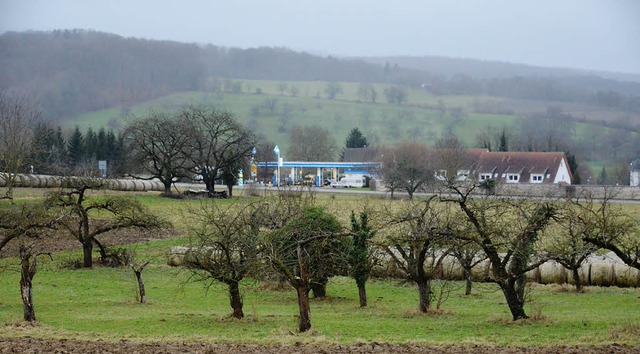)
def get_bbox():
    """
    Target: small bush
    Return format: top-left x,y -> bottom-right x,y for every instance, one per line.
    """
100,247 -> 132,268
